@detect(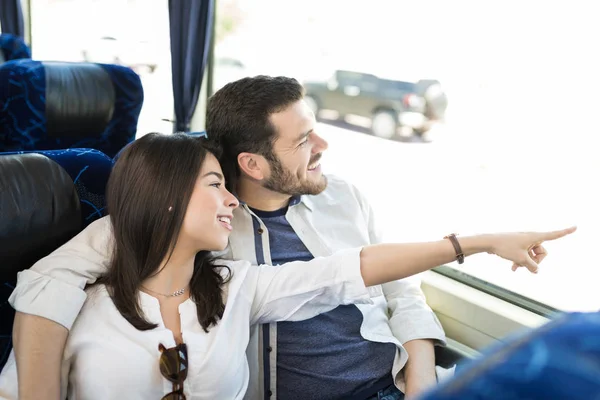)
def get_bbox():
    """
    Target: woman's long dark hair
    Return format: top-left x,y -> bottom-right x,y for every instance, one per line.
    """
100,132 -> 230,332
